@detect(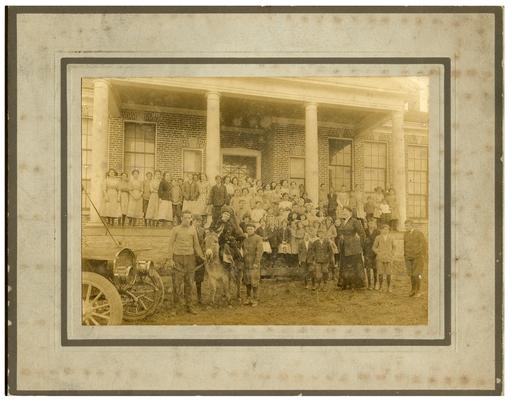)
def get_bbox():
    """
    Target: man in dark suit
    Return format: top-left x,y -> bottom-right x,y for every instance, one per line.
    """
208,175 -> 228,226
404,220 -> 427,297
337,207 -> 366,289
